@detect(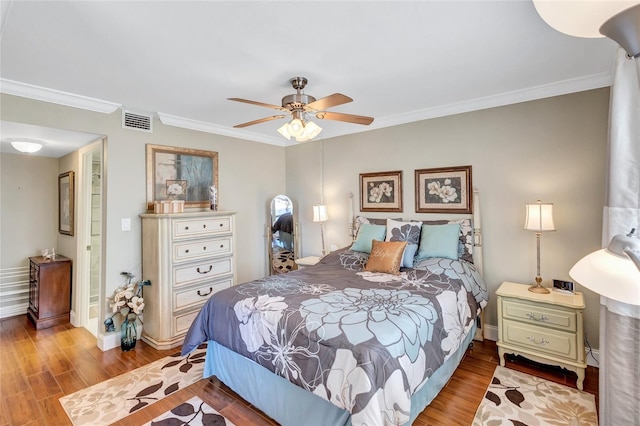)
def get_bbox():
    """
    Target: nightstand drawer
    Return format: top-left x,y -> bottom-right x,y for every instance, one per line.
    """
502,319 -> 577,360
173,217 -> 232,239
173,257 -> 233,287
173,236 -> 232,262
502,298 -> 577,332
173,278 -> 232,311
